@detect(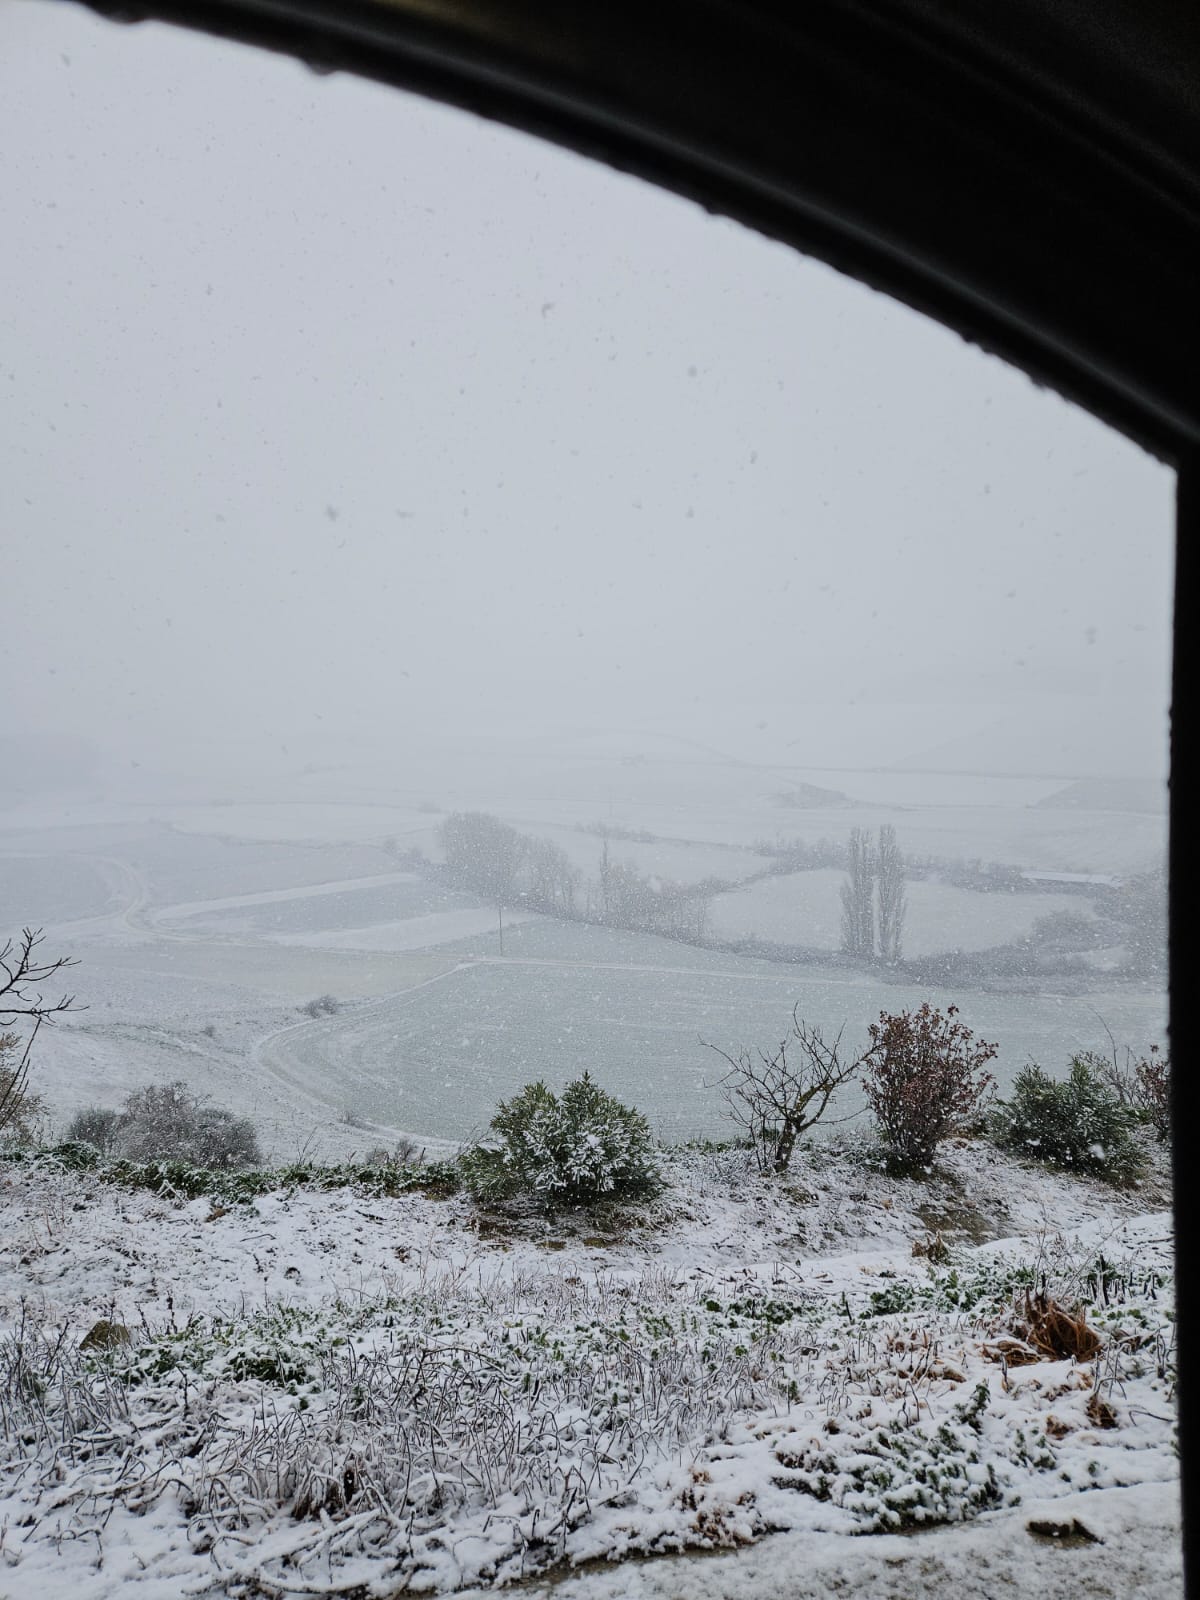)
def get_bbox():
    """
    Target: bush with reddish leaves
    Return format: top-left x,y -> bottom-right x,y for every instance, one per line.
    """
1134,1047 -> 1171,1143
863,1003 -> 997,1173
